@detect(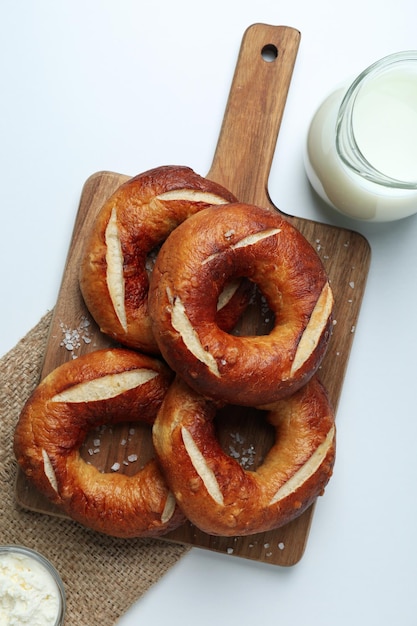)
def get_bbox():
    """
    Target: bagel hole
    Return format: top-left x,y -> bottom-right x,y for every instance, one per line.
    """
79,421 -> 154,476
145,245 -> 161,278
231,285 -> 275,337
214,405 -> 275,471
